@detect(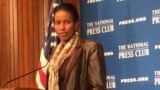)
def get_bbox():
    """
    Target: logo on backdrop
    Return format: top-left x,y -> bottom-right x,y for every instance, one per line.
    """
155,44 -> 160,50
121,76 -> 149,83
119,17 -> 147,26
106,75 -> 116,89
154,70 -> 160,85
117,0 -> 125,2
152,9 -> 160,24
104,51 -> 114,57
87,19 -> 114,36
87,0 -> 104,4
118,41 -> 150,59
